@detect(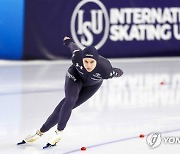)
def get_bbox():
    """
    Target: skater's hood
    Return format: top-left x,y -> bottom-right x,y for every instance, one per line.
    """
82,46 -> 99,61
